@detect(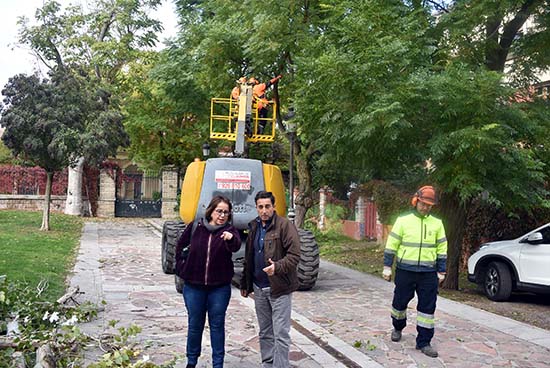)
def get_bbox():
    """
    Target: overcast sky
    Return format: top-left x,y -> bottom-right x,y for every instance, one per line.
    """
0,0 -> 178,98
